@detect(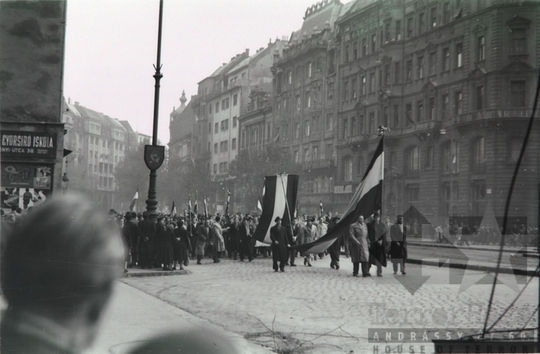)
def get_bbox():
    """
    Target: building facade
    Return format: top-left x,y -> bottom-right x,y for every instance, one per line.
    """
333,0 -> 539,227
62,99 -> 148,211
271,0 -> 348,215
